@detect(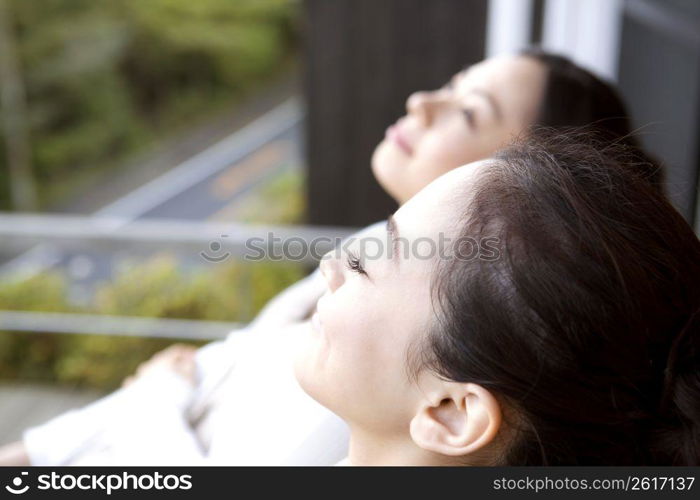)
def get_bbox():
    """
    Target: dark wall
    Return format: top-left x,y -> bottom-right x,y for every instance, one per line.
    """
303,0 -> 488,227
617,0 -> 700,224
